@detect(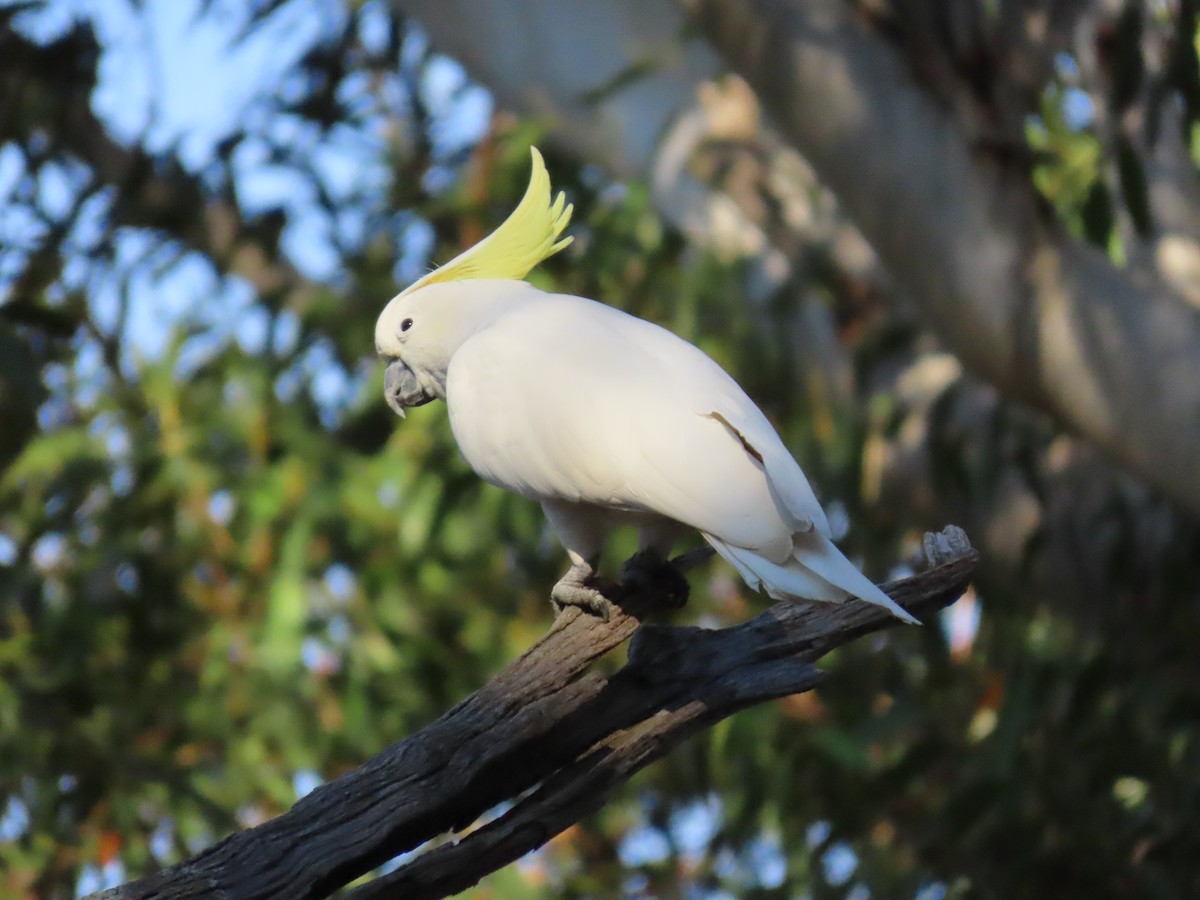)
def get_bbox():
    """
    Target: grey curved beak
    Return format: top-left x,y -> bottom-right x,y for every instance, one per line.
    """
384,360 -> 435,418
